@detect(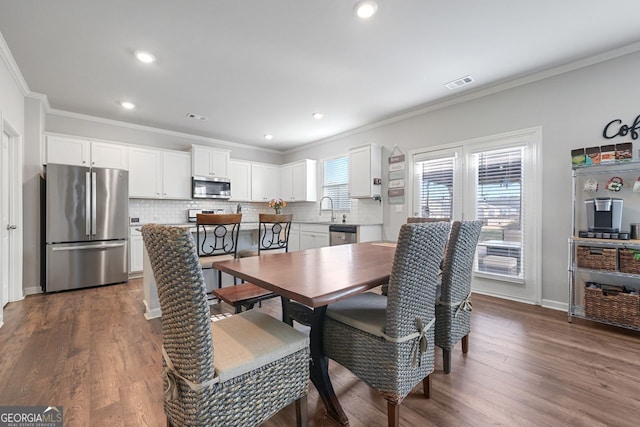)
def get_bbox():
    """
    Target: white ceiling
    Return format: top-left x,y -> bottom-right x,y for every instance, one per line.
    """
2,1 -> 640,151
